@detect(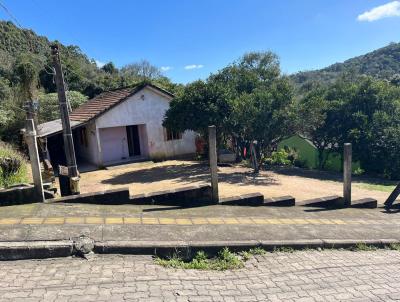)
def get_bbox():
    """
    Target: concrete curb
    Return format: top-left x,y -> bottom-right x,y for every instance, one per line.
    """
0,240 -> 73,261
1,239 -> 399,261
95,239 -> 400,258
